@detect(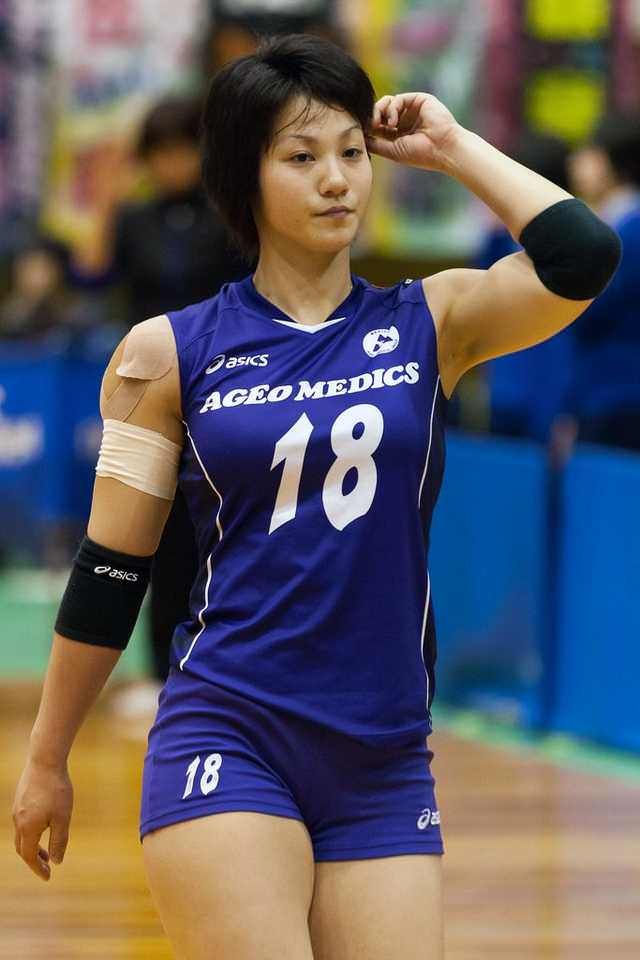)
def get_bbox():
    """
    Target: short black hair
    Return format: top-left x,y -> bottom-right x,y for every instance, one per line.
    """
136,95 -> 203,158
201,33 -> 376,261
592,113 -> 640,188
